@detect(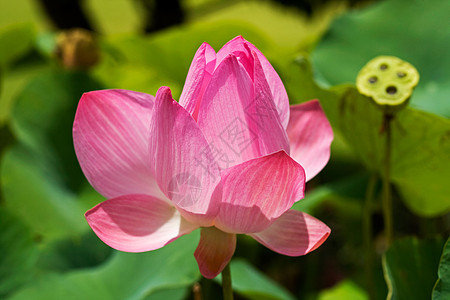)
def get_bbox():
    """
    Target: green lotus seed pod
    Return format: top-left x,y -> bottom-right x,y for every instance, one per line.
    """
356,56 -> 419,110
